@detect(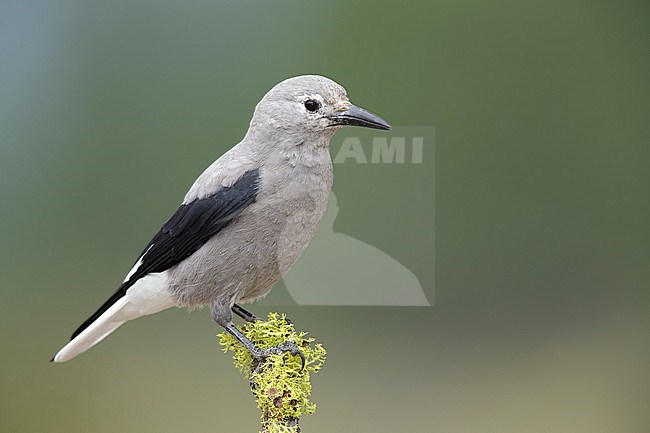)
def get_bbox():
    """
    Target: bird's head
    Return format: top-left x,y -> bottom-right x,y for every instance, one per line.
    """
248,75 -> 391,143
